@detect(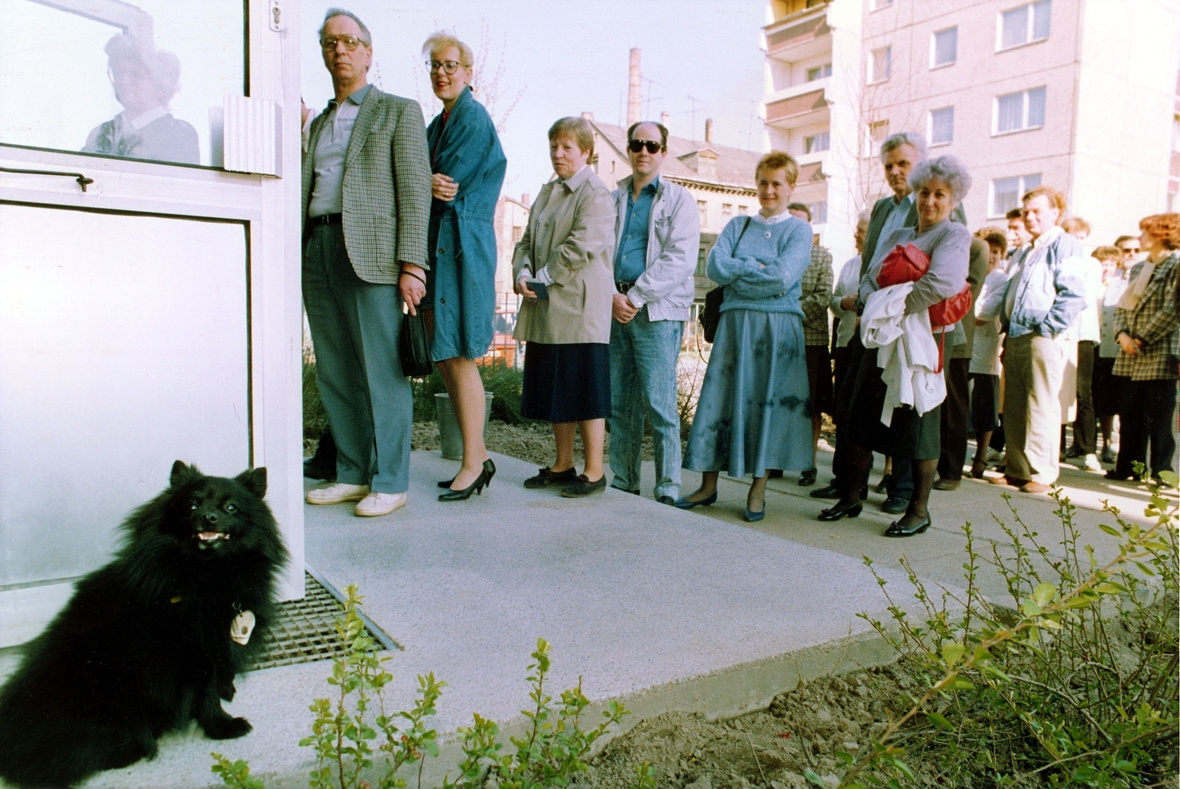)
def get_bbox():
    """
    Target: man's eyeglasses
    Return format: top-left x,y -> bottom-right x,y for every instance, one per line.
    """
1121,246 -> 1141,254
628,140 -> 663,154
427,60 -> 462,75
321,35 -> 367,51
